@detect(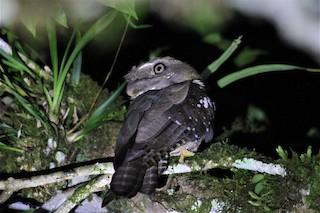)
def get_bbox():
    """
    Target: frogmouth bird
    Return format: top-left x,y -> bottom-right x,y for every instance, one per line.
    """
102,56 -> 215,206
